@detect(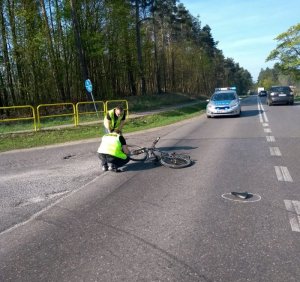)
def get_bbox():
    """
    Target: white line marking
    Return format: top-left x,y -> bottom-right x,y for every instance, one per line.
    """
263,111 -> 269,123
293,201 -> 300,215
284,200 -> 300,232
260,102 -> 269,122
257,99 -> 269,123
275,166 -> 293,182
258,112 -> 263,123
264,128 -> 272,133
257,99 -> 264,123
266,136 -> 276,142
275,166 -> 284,181
281,167 -> 293,182
262,123 -> 269,127
0,176 -> 101,236
269,147 -> 282,156
222,193 -> 261,203
260,103 -> 269,123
